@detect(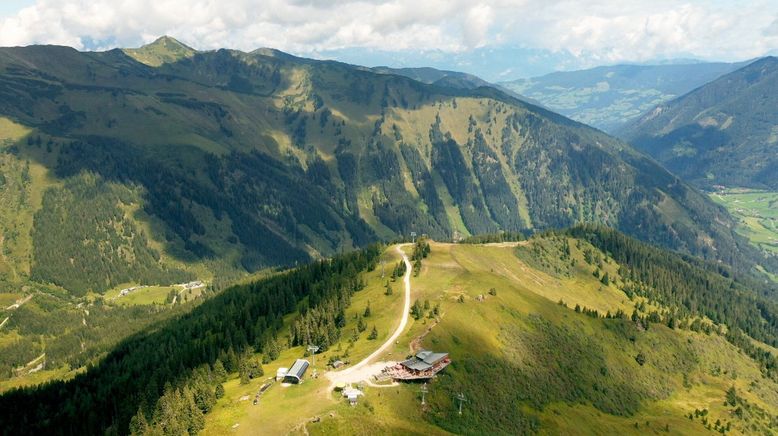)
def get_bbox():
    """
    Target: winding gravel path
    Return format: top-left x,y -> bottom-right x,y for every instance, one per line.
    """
326,244 -> 411,387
